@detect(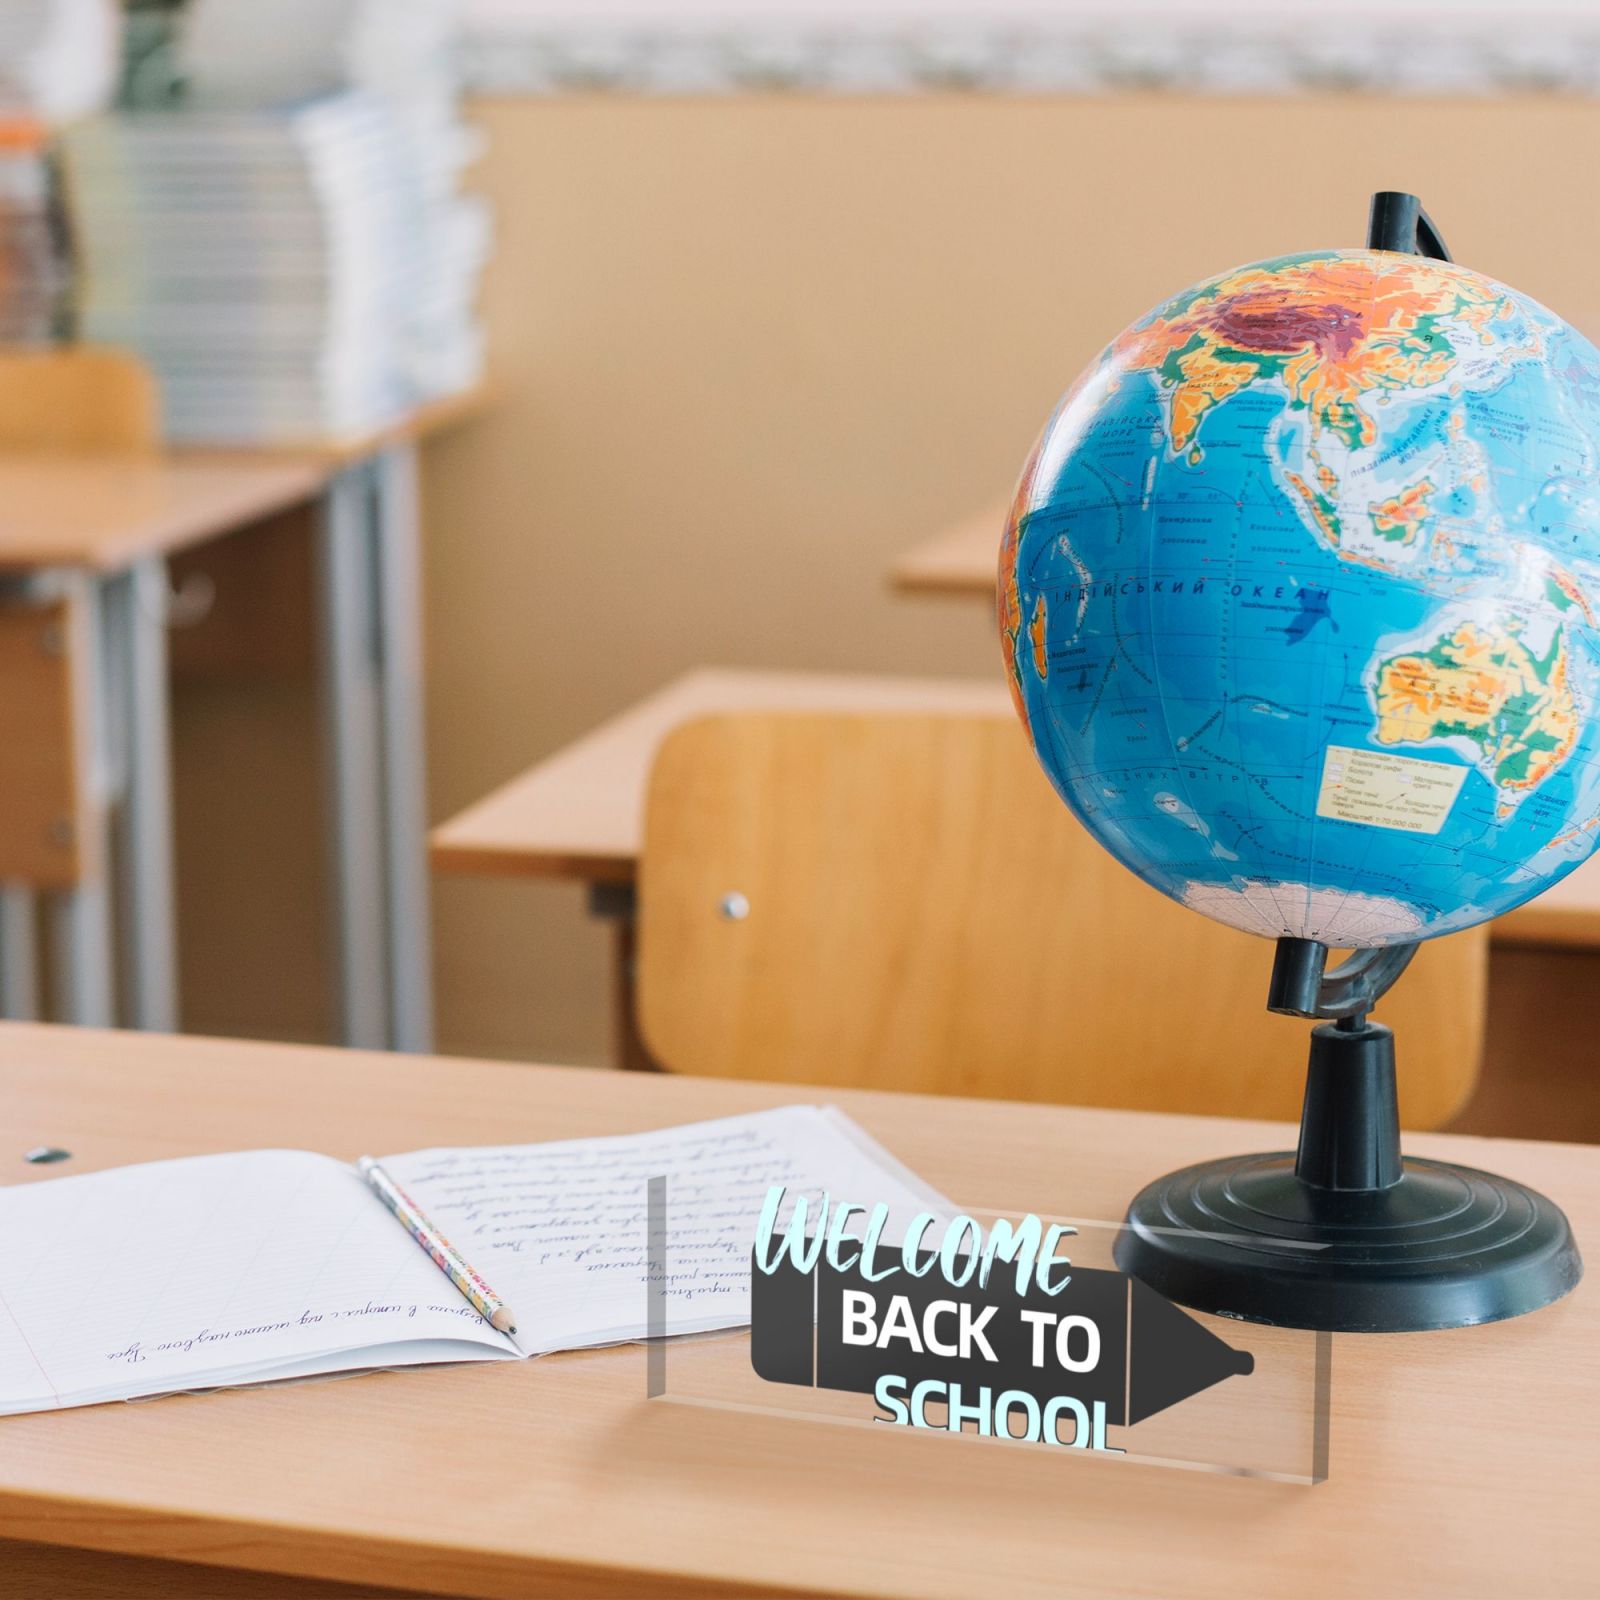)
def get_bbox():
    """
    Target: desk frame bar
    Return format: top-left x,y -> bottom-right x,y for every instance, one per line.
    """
316,448 -> 434,1053
0,885 -> 37,1019
373,445 -> 433,1053
2,441 -> 442,1042
49,882 -> 112,1025
317,462 -> 390,1050
50,575 -> 114,1028
104,558 -> 178,1033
